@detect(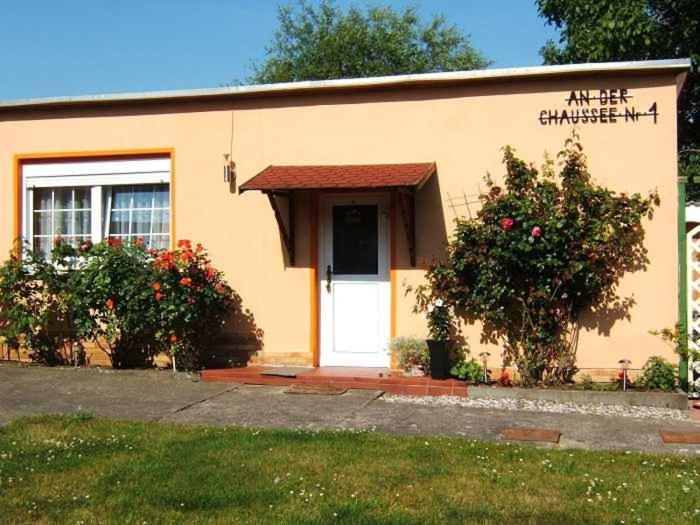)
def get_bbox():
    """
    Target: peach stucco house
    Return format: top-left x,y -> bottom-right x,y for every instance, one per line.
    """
0,58 -> 691,378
